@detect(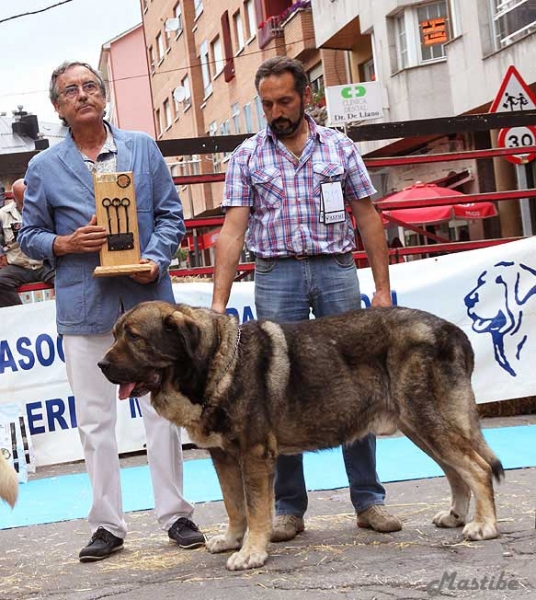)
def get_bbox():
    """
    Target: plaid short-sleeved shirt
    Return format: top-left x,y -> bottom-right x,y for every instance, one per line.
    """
223,115 -> 376,258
